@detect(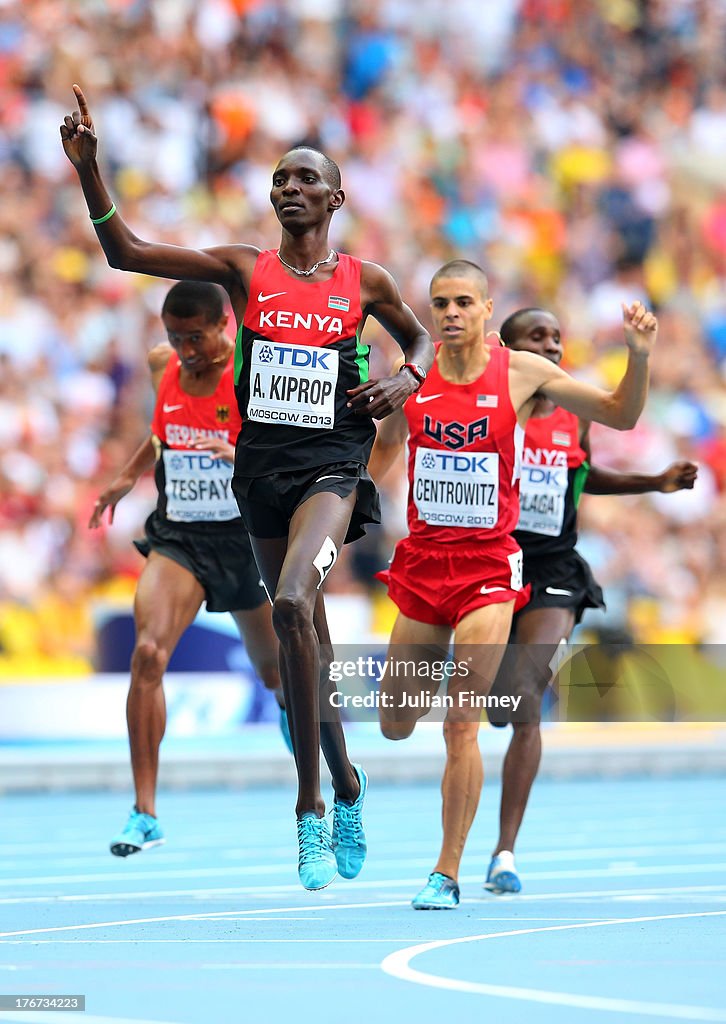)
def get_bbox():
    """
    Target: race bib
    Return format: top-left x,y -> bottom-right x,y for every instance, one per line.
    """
247,339 -> 338,429
163,450 -> 239,522
517,460 -> 568,535
413,447 -> 499,529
